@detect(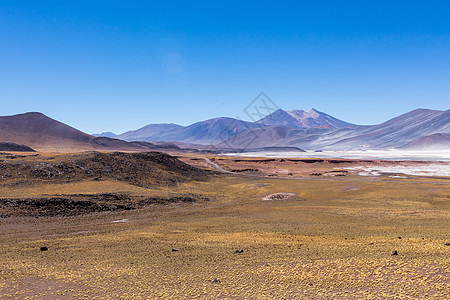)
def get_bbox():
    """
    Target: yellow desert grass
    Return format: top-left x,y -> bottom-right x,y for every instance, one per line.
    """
1,155 -> 449,299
